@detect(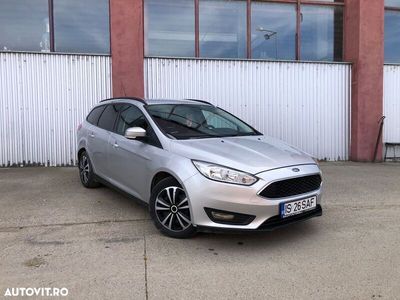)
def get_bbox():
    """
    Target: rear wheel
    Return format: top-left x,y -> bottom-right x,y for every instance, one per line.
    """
78,151 -> 100,188
149,177 -> 196,238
